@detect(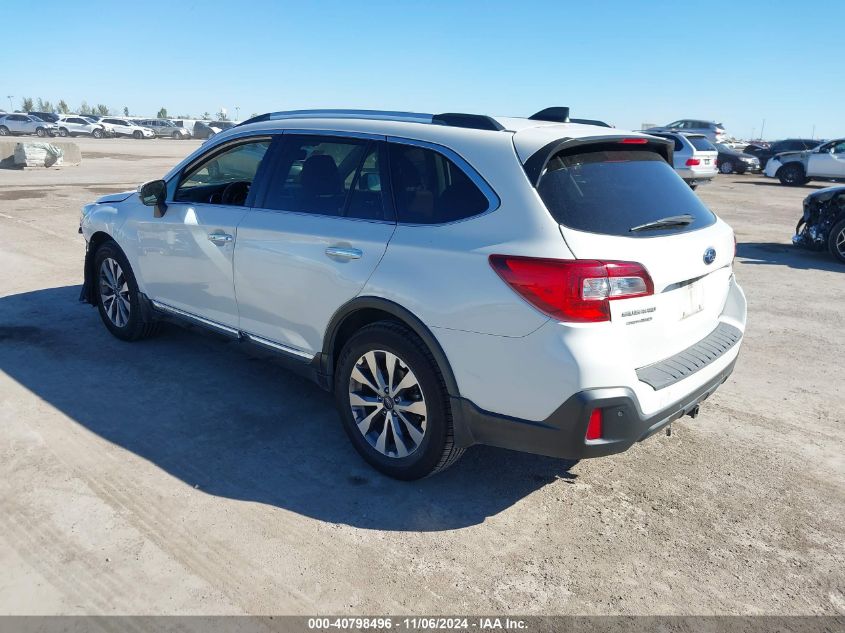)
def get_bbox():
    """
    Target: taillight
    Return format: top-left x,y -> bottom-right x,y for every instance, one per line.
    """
620,138 -> 648,144
585,409 -> 603,440
685,158 -> 701,166
489,255 -> 654,323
